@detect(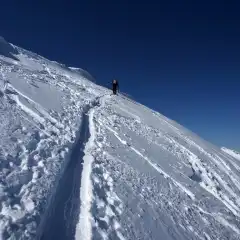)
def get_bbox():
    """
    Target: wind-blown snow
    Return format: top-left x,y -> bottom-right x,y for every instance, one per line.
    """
0,37 -> 240,240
